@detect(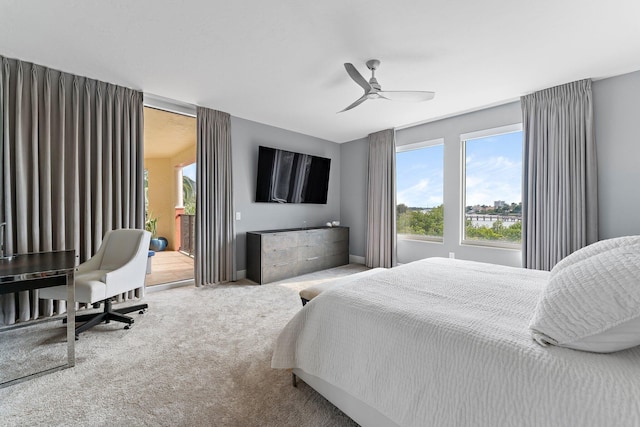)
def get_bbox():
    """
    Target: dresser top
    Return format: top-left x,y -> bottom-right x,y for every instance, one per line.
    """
248,226 -> 347,235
